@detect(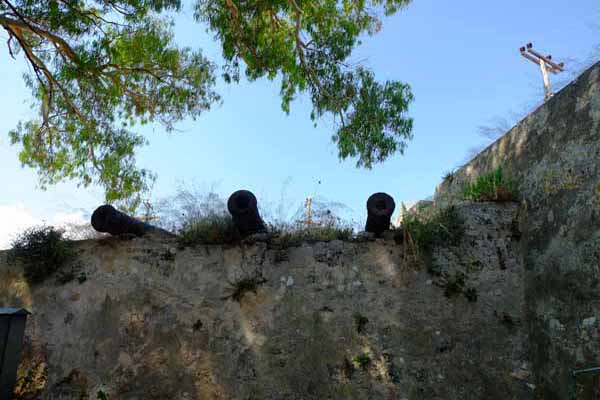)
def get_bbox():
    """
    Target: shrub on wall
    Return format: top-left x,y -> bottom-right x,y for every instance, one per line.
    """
158,185 -> 357,246
403,206 -> 464,252
462,166 -> 518,202
177,211 -> 354,247
402,205 -> 465,272
178,214 -> 242,246
8,226 -> 76,284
